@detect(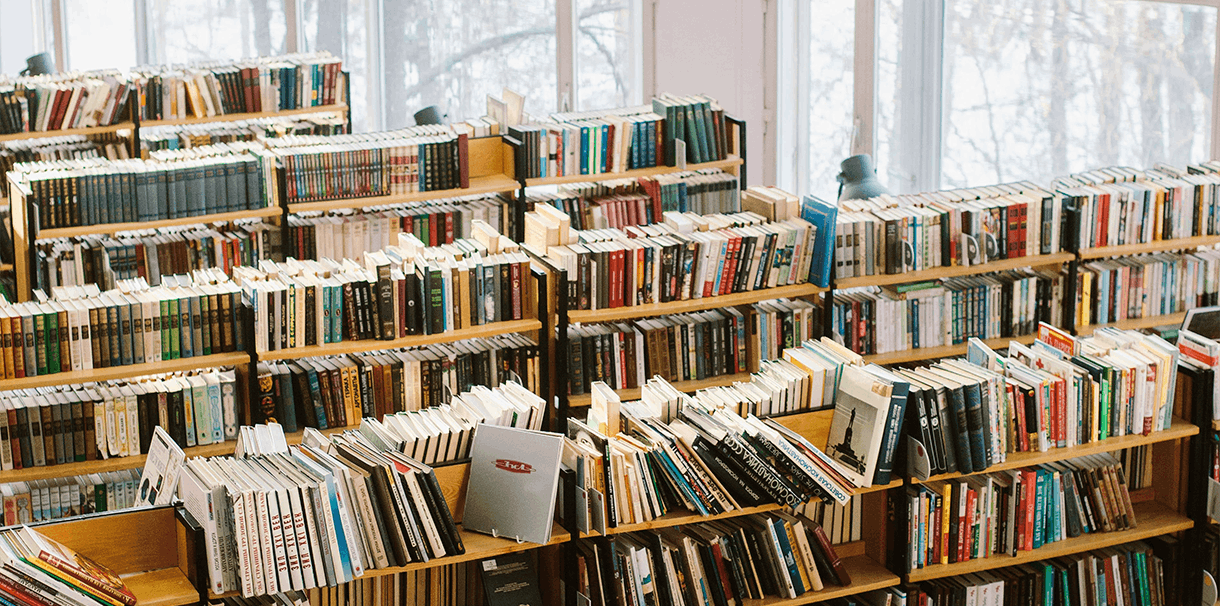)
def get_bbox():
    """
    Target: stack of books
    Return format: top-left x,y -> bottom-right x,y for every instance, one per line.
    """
0,468 -> 142,525
0,272 -> 244,379
139,112 -> 348,153
132,52 -> 344,120
904,453 -> 1138,571
37,221 -> 277,291
529,168 -> 741,229
0,525 -> 139,606
0,70 -> 135,134
253,335 -> 539,431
